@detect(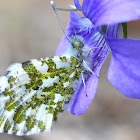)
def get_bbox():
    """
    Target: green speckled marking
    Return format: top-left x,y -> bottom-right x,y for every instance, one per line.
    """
60,56 -> 67,62
4,120 -> 12,131
4,89 -> 14,97
23,62 -> 43,90
0,115 -> 5,127
6,99 -> 20,111
25,79 -> 43,90
22,56 -> 81,121
64,96 -> 71,104
8,76 -> 16,84
38,121 -> 46,130
8,76 -> 16,88
13,106 -> 26,124
12,126 -> 18,132
26,115 -> 37,129
0,56 -> 82,134
45,59 -> 56,72
53,101 -> 64,121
